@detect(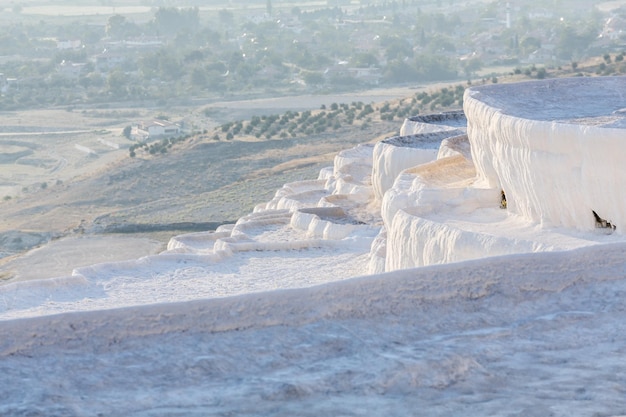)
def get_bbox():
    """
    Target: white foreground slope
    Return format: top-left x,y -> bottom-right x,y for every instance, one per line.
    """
466,77 -> 626,232
3,243 -> 626,416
